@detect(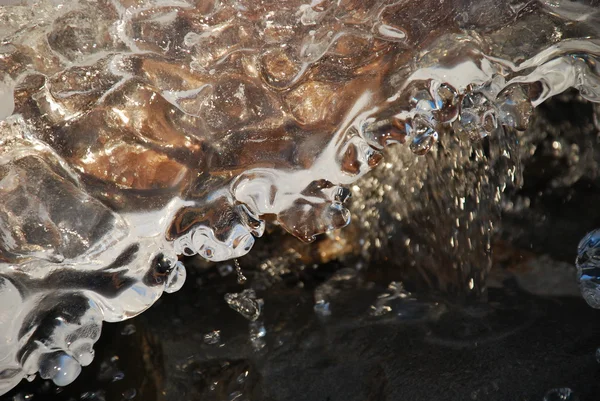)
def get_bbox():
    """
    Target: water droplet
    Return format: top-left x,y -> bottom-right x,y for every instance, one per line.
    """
224,289 -> 263,321
455,91 -> 497,141
431,82 -> 459,123
236,370 -> 249,384
249,321 -> 266,351
406,117 -> 438,155
234,259 -> 247,284
39,352 -> 82,387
